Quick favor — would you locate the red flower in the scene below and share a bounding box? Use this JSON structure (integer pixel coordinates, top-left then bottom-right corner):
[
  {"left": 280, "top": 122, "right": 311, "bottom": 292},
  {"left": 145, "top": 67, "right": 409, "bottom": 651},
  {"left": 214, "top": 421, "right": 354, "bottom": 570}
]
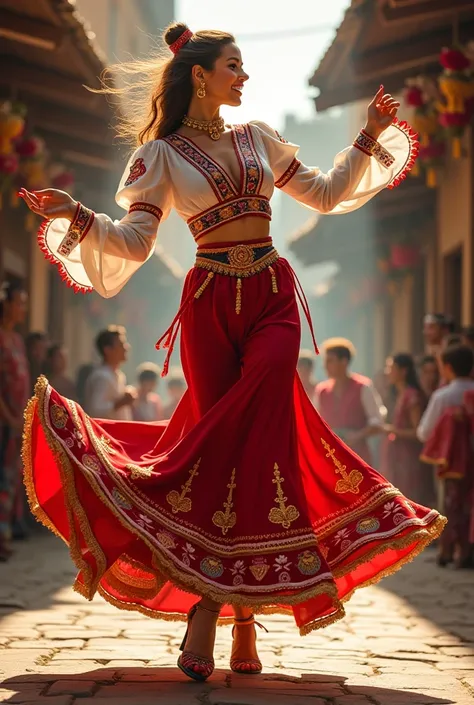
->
[
  {"left": 418, "top": 142, "right": 445, "bottom": 161},
  {"left": 440, "top": 47, "right": 470, "bottom": 72},
  {"left": 404, "top": 86, "right": 424, "bottom": 108},
  {"left": 15, "top": 136, "right": 43, "bottom": 158},
  {"left": 0, "top": 152, "right": 19, "bottom": 175},
  {"left": 439, "top": 112, "right": 470, "bottom": 129}
]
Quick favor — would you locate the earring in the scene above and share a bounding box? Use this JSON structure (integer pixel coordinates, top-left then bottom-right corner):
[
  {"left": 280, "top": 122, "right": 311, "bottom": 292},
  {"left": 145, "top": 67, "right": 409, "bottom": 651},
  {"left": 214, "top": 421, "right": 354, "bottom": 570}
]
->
[{"left": 197, "top": 79, "right": 206, "bottom": 99}]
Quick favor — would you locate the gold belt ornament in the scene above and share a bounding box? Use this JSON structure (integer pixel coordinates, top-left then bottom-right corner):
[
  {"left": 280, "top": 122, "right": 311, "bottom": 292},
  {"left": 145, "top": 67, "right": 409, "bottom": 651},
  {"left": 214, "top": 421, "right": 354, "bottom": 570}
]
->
[{"left": 194, "top": 243, "right": 280, "bottom": 313}]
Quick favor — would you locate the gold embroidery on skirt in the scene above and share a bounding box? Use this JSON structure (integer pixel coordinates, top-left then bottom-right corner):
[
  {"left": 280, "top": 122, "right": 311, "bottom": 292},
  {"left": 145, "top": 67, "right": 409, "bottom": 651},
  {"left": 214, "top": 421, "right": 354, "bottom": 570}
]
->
[
  {"left": 268, "top": 463, "right": 300, "bottom": 529},
  {"left": 97, "top": 435, "right": 116, "bottom": 455},
  {"left": 236, "top": 277, "right": 242, "bottom": 314},
  {"left": 166, "top": 458, "right": 201, "bottom": 513},
  {"left": 212, "top": 468, "right": 237, "bottom": 535},
  {"left": 126, "top": 464, "right": 154, "bottom": 480},
  {"left": 321, "top": 438, "right": 364, "bottom": 494}
]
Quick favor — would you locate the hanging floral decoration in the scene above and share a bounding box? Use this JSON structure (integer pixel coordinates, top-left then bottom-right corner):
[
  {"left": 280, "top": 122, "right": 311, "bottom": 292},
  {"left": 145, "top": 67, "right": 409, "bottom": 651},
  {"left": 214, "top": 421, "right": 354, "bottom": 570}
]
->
[
  {"left": 403, "top": 80, "right": 446, "bottom": 187},
  {"left": 437, "top": 46, "right": 474, "bottom": 158},
  {"left": 0, "top": 102, "right": 26, "bottom": 209}
]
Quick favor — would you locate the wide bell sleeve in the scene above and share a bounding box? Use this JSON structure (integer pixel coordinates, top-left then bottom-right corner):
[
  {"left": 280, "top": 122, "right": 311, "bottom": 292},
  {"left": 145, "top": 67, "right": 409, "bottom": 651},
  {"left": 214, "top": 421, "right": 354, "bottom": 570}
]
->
[
  {"left": 250, "top": 119, "right": 418, "bottom": 215},
  {"left": 38, "top": 141, "right": 172, "bottom": 298}
]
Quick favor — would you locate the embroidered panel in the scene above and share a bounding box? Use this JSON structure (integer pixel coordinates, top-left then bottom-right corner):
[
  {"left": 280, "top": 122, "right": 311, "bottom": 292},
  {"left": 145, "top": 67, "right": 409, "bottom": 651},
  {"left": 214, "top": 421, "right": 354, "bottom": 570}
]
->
[
  {"left": 164, "top": 133, "right": 238, "bottom": 201},
  {"left": 57, "top": 204, "right": 95, "bottom": 257},
  {"left": 188, "top": 196, "right": 272, "bottom": 239},
  {"left": 125, "top": 157, "right": 147, "bottom": 186},
  {"left": 354, "top": 131, "right": 395, "bottom": 168},
  {"left": 233, "top": 124, "right": 264, "bottom": 195}
]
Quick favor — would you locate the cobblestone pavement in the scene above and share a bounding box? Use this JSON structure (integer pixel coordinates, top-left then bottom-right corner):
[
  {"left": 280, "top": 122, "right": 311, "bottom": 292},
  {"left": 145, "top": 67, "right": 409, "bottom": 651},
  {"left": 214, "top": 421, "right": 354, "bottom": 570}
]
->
[{"left": 1, "top": 535, "right": 473, "bottom": 705}]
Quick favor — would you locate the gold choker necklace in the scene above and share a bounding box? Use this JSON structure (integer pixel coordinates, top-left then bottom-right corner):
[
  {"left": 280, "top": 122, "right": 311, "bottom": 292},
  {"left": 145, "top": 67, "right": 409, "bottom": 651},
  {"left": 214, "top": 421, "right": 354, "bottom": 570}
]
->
[{"left": 182, "top": 115, "right": 225, "bottom": 140}]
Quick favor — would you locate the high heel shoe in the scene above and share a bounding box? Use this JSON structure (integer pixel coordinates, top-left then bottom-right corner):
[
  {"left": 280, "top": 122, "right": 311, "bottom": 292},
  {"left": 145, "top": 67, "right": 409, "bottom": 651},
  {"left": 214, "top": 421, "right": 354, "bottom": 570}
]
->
[
  {"left": 177, "top": 602, "right": 220, "bottom": 682},
  {"left": 230, "top": 614, "right": 267, "bottom": 674}
]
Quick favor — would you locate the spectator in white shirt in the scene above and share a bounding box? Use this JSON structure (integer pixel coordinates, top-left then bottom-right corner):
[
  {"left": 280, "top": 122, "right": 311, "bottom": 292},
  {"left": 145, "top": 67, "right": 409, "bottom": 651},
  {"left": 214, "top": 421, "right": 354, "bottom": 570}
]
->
[
  {"left": 417, "top": 344, "right": 474, "bottom": 444},
  {"left": 85, "top": 325, "right": 136, "bottom": 421},
  {"left": 133, "top": 362, "right": 164, "bottom": 422}
]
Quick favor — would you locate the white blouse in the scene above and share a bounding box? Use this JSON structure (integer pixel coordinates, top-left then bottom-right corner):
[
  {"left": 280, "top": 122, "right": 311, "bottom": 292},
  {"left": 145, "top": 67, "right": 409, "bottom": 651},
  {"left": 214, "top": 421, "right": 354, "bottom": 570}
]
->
[{"left": 39, "top": 119, "right": 417, "bottom": 298}]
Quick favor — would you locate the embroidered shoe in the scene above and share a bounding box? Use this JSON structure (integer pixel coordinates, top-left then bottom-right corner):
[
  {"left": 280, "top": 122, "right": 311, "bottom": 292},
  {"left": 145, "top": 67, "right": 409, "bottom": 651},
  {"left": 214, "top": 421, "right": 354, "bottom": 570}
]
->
[
  {"left": 230, "top": 614, "right": 267, "bottom": 674},
  {"left": 177, "top": 602, "right": 220, "bottom": 682}
]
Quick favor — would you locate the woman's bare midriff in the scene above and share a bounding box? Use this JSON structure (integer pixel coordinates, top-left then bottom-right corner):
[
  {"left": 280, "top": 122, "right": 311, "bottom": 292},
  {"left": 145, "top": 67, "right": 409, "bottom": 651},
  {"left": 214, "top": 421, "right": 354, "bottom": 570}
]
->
[{"left": 194, "top": 215, "right": 271, "bottom": 247}]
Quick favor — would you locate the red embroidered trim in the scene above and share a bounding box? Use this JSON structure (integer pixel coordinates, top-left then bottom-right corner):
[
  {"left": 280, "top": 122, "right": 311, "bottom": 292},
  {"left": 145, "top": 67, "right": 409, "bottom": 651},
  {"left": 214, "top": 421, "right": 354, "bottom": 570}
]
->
[
  {"left": 169, "top": 29, "right": 193, "bottom": 55},
  {"left": 353, "top": 142, "right": 373, "bottom": 158},
  {"left": 57, "top": 204, "right": 95, "bottom": 256},
  {"left": 275, "top": 158, "right": 301, "bottom": 189},
  {"left": 37, "top": 220, "right": 93, "bottom": 294},
  {"left": 129, "top": 202, "right": 163, "bottom": 222},
  {"left": 387, "top": 117, "right": 420, "bottom": 190},
  {"left": 354, "top": 131, "right": 395, "bottom": 168},
  {"left": 164, "top": 134, "right": 238, "bottom": 201},
  {"left": 233, "top": 124, "right": 264, "bottom": 195},
  {"left": 125, "top": 157, "right": 147, "bottom": 187},
  {"left": 188, "top": 196, "right": 272, "bottom": 240}
]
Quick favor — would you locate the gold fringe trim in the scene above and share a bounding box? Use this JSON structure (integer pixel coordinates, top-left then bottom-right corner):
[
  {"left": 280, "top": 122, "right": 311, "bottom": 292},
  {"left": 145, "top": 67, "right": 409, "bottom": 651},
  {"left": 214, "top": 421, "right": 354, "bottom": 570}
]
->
[{"left": 194, "top": 271, "right": 214, "bottom": 299}]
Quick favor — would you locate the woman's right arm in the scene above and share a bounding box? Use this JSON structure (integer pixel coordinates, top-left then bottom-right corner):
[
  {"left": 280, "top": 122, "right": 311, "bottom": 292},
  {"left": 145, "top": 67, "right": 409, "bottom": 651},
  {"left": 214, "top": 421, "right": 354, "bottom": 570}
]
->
[{"left": 21, "top": 141, "right": 172, "bottom": 299}]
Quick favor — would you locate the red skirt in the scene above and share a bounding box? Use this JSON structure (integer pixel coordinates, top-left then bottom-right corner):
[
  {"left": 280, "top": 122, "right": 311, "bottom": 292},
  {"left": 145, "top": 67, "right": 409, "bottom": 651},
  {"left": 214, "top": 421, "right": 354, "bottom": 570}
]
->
[{"left": 22, "top": 240, "right": 445, "bottom": 635}]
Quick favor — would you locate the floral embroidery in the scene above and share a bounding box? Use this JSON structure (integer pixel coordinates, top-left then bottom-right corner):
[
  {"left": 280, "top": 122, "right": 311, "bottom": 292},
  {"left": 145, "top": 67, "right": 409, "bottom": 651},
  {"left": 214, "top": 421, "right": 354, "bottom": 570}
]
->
[
  {"left": 333, "top": 527, "right": 351, "bottom": 545},
  {"left": 278, "top": 571, "right": 291, "bottom": 583},
  {"left": 82, "top": 453, "right": 102, "bottom": 474},
  {"left": 57, "top": 204, "right": 94, "bottom": 256},
  {"left": 164, "top": 134, "right": 237, "bottom": 201},
  {"left": 182, "top": 542, "right": 196, "bottom": 567},
  {"left": 356, "top": 517, "right": 380, "bottom": 534},
  {"left": 233, "top": 124, "right": 263, "bottom": 194},
  {"left": 268, "top": 463, "right": 300, "bottom": 529},
  {"left": 353, "top": 131, "right": 395, "bottom": 168},
  {"left": 249, "top": 557, "right": 270, "bottom": 582},
  {"left": 96, "top": 435, "right": 116, "bottom": 456},
  {"left": 112, "top": 487, "right": 133, "bottom": 510},
  {"left": 273, "top": 554, "right": 292, "bottom": 573},
  {"left": 319, "top": 544, "right": 330, "bottom": 561},
  {"left": 166, "top": 458, "right": 200, "bottom": 513},
  {"left": 230, "top": 559, "right": 246, "bottom": 586},
  {"left": 72, "top": 429, "right": 84, "bottom": 447},
  {"left": 51, "top": 404, "right": 68, "bottom": 429},
  {"left": 136, "top": 512, "right": 154, "bottom": 529},
  {"left": 126, "top": 464, "right": 154, "bottom": 481},
  {"left": 341, "top": 539, "right": 352, "bottom": 551},
  {"left": 297, "top": 550, "right": 322, "bottom": 575},
  {"left": 321, "top": 438, "right": 364, "bottom": 494},
  {"left": 156, "top": 530, "right": 176, "bottom": 549},
  {"left": 382, "top": 501, "right": 405, "bottom": 520},
  {"left": 212, "top": 468, "right": 237, "bottom": 535},
  {"left": 200, "top": 556, "right": 224, "bottom": 578},
  {"left": 189, "top": 197, "right": 271, "bottom": 240},
  {"left": 125, "top": 157, "right": 146, "bottom": 186},
  {"left": 275, "top": 158, "right": 301, "bottom": 189}
]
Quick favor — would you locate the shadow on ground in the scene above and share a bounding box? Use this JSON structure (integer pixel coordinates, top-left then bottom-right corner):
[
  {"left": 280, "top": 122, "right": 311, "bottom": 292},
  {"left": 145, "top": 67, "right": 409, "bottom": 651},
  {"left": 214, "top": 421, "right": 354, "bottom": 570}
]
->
[{"left": 2, "top": 667, "right": 460, "bottom": 705}]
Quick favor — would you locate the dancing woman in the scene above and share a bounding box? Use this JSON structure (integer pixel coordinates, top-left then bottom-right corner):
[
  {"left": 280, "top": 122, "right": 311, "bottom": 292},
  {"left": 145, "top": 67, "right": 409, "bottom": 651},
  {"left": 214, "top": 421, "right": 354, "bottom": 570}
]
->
[{"left": 21, "top": 22, "right": 444, "bottom": 682}]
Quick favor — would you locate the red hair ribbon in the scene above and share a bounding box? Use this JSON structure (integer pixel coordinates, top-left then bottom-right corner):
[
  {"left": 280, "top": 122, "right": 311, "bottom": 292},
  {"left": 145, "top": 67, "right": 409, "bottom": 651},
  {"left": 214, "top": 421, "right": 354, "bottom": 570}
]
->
[{"left": 169, "top": 29, "right": 193, "bottom": 55}]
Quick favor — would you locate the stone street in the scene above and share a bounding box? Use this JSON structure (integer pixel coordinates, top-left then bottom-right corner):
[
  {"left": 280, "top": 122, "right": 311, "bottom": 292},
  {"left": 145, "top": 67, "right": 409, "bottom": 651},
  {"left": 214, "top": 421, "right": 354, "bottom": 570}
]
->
[{"left": 0, "top": 535, "right": 473, "bottom": 705}]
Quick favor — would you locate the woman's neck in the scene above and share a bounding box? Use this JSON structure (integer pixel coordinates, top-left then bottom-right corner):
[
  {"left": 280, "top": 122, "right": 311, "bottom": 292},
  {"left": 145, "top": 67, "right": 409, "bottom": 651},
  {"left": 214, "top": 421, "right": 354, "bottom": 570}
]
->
[
  {"left": 186, "top": 98, "right": 221, "bottom": 122},
  {"left": 395, "top": 380, "right": 407, "bottom": 393}
]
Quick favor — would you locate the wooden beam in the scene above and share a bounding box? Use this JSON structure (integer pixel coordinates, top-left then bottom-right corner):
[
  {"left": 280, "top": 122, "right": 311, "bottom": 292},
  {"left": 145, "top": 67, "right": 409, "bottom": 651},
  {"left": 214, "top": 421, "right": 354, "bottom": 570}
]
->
[
  {"left": 36, "top": 128, "right": 119, "bottom": 172},
  {"left": 27, "top": 99, "right": 115, "bottom": 146},
  {"left": 0, "top": 8, "right": 65, "bottom": 51},
  {"left": 382, "top": 0, "right": 474, "bottom": 24},
  {"left": 0, "top": 58, "right": 109, "bottom": 116}
]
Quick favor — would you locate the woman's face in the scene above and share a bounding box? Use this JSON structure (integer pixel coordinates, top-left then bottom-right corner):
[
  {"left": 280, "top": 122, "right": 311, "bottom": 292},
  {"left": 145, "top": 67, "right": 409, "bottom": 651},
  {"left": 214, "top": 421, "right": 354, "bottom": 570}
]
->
[
  {"left": 420, "top": 361, "right": 439, "bottom": 390},
  {"left": 52, "top": 348, "right": 66, "bottom": 374},
  {"left": 4, "top": 290, "right": 28, "bottom": 325},
  {"left": 386, "top": 359, "right": 403, "bottom": 385},
  {"left": 201, "top": 43, "right": 249, "bottom": 107}
]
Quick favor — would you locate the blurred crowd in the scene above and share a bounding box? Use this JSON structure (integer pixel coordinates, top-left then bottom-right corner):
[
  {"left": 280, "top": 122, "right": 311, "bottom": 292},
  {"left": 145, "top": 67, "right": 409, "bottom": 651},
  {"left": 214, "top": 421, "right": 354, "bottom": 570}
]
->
[
  {"left": 0, "top": 280, "right": 186, "bottom": 562},
  {"left": 298, "top": 312, "right": 474, "bottom": 570}
]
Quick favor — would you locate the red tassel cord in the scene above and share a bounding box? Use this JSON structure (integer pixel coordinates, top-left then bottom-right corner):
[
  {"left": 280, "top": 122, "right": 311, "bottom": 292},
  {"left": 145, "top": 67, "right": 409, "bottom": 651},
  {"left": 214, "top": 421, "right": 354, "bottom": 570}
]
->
[{"left": 281, "top": 261, "right": 319, "bottom": 356}]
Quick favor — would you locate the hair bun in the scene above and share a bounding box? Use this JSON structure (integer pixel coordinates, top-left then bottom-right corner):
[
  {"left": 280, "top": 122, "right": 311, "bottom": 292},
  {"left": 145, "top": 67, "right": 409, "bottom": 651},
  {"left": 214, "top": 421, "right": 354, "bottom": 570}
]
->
[{"left": 163, "top": 22, "right": 190, "bottom": 47}]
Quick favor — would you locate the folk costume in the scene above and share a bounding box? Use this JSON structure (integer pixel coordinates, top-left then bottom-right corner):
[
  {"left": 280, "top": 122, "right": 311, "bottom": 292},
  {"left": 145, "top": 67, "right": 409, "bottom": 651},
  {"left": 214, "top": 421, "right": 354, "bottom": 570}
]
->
[{"left": 23, "top": 111, "right": 445, "bottom": 636}]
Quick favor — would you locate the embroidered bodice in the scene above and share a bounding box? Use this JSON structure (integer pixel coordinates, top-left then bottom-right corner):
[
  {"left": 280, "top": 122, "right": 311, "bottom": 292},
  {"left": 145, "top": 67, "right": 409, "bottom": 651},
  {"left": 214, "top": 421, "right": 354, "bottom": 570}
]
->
[{"left": 41, "top": 119, "right": 418, "bottom": 298}]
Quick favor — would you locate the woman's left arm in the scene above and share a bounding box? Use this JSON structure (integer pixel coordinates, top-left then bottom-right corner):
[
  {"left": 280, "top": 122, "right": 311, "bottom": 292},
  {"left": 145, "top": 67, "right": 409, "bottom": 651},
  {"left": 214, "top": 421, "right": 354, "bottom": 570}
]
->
[{"left": 253, "top": 87, "right": 418, "bottom": 215}]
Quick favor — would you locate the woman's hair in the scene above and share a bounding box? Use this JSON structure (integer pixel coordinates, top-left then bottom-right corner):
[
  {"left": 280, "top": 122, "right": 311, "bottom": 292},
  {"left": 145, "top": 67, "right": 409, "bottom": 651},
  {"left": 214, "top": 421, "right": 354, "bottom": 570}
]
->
[
  {"left": 0, "top": 279, "right": 24, "bottom": 319},
  {"left": 392, "top": 353, "right": 421, "bottom": 390},
  {"left": 97, "top": 22, "right": 235, "bottom": 145}
]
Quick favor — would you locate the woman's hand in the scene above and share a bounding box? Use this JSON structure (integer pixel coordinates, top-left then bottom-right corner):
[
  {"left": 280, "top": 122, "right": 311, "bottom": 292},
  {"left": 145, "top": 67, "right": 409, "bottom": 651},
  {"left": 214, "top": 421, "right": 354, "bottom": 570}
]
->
[
  {"left": 365, "top": 85, "right": 400, "bottom": 140},
  {"left": 19, "top": 188, "right": 77, "bottom": 222}
]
